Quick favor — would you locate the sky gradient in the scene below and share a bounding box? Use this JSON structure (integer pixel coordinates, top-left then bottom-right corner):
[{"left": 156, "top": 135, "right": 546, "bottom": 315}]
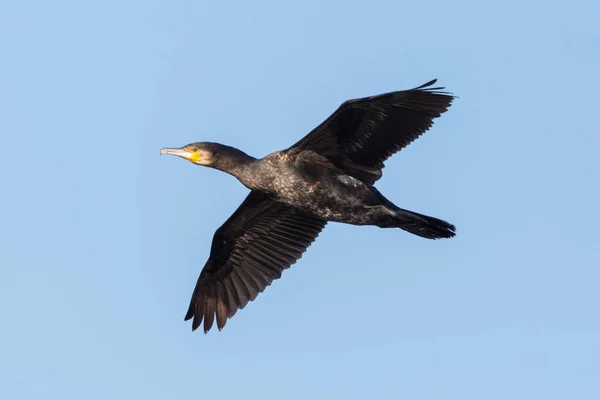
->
[{"left": 2, "top": 1, "right": 599, "bottom": 399}]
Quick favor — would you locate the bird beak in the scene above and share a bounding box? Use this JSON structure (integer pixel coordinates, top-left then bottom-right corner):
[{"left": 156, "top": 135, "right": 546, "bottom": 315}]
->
[{"left": 160, "top": 147, "right": 192, "bottom": 160}]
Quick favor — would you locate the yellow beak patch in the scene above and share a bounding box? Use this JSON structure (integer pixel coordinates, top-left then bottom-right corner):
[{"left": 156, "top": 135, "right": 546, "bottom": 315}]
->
[{"left": 189, "top": 151, "right": 201, "bottom": 163}]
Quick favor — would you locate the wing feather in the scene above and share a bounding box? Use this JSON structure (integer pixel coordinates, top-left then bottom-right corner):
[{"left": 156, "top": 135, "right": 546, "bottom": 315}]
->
[
  {"left": 185, "top": 191, "right": 326, "bottom": 333},
  {"left": 289, "top": 79, "right": 454, "bottom": 183}
]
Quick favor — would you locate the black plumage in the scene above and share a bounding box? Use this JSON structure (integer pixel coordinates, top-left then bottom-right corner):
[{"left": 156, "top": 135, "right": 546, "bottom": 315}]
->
[
  {"left": 161, "top": 79, "right": 456, "bottom": 333},
  {"left": 185, "top": 191, "right": 326, "bottom": 331}
]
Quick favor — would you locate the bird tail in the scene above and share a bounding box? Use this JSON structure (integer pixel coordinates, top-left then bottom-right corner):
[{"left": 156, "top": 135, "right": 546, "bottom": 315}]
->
[{"left": 386, "top": 208, "right": 456, "bottom": 239}]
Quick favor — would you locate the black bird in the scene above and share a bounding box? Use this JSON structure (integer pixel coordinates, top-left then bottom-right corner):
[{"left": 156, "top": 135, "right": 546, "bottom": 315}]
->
[{"left": 161, "top": 79, "right": 456, "bottom": 333}]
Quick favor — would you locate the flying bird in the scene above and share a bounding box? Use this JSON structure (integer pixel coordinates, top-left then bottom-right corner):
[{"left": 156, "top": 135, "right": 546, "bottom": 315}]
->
[{"left": 161, "top": 79, "right": 456, "bottom": 333}]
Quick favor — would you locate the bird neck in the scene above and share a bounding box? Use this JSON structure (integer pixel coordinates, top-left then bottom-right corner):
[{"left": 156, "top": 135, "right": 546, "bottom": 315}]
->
[{"left": 211, "top": 144, "right": 257, "bottom": 180}]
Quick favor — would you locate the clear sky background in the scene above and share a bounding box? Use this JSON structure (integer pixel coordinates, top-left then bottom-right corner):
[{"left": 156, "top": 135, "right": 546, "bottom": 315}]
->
[{"left": 1, "top": 1, "right": 599, "bottom": 399}]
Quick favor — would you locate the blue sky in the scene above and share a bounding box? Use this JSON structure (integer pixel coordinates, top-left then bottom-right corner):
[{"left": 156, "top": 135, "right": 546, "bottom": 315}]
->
[{"left": 2, "top": 0, "right": 599, "bottom": 399}]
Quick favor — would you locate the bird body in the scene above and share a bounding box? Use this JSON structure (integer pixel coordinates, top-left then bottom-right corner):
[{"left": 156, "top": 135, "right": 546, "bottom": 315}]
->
[
  {"left": 161, "top": 79, "right": 457, "bottom": 333},
  {"left": 236, "top": 149, "right": 383, "bottom": 223}
]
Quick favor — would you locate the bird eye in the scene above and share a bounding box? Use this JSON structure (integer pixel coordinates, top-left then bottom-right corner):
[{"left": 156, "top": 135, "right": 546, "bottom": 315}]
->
[{"left": 193, "top": 147, "right": 198, "bottom": 152}]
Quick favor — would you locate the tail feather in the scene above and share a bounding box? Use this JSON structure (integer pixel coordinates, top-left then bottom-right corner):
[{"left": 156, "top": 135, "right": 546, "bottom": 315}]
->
[{"left": 393, "top": 209, "right": 456, "bottom": 239}]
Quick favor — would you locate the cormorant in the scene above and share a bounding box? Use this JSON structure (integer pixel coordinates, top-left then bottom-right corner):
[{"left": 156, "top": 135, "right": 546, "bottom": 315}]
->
[{"left": 161, "top": 79, "right": 456, "bottom": 333}]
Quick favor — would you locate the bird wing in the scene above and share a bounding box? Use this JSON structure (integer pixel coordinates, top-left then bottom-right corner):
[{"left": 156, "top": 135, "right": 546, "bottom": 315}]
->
[
  {"left": 185, "top": 190, "right": 327, "bottom": 333},
  {"left": 288, "top": 79, "right": 454, "bottom": 184}
]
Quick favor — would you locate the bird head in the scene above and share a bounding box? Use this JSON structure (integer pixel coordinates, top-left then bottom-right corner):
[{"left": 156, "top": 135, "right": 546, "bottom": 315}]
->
[{"left": 160, "top": 142, "right": 216, "bottom": 166}]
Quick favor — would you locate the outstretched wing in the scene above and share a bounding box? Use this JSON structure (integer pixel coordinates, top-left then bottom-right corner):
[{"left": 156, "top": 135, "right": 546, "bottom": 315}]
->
[
  {"left": 185, "top": 191, "right": 327, "bottom": 333},
  {"left": 289, "top": 79, "right": 454, "bottom": 184}
]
